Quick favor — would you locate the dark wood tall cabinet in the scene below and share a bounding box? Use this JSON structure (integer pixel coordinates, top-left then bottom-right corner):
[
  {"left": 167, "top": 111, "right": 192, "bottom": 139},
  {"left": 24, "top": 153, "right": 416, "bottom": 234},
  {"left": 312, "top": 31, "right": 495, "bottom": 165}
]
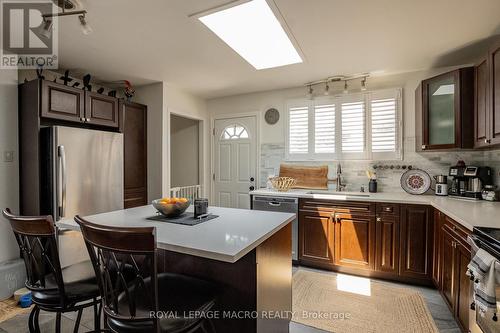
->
[
  {"left": 122, "top": 101, "right": 148, "bottom": 208},
  {"left": 375, "top": 205, "right": 400, "bottom": 275}
]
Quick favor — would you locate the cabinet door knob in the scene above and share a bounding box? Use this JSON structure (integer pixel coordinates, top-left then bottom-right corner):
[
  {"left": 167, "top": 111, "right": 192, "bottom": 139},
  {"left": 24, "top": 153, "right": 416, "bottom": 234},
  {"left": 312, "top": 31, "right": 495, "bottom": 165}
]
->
[
  {"left": 86, "top": 118, "right": 91, "bottom": 122},
  {"left": 485, "top": 139, "right": 489, "bottom": 144},
  {"left": 487, "top": 139, "right": 491, "bottom": 144},
  {"left": 376, "top": 217, "right": 381, "bottom": 222},
  {"left": 80, "top": 117, "right": 85, "bottom": 122},
  {"left": 421, "top": 145, "right": 427, "bottom": 149}
]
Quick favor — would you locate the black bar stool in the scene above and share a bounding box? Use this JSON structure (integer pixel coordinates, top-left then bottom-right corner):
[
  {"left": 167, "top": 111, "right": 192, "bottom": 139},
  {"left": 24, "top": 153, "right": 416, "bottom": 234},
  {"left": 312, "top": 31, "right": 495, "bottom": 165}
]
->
[
  {"left": 75, "top": 215, "right": 218, "bottom": 333},
  {"left": 2, "top": 208, "right": 101, "bottom": 333}
]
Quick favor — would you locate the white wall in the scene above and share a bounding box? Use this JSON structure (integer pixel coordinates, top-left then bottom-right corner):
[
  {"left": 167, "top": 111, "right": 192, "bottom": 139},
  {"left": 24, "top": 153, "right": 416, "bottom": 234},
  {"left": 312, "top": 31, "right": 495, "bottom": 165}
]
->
[
  {"left": 134, "top": 82, "right": 165, "bottom": 201},
  {"left": 0, "top": 69, "right": 19, "bottom": 262},
  {"left": 207, "top": 66, "right": 500, "bottom": 192},
  {"left": 170, "top": 115, "right": 200, "bottom": 187},
  {"left": 135, "top": 83, "right": 209, "bottom": 199},
  {"left": 207, "top": 66, "right": 465, "bottom": 148}
]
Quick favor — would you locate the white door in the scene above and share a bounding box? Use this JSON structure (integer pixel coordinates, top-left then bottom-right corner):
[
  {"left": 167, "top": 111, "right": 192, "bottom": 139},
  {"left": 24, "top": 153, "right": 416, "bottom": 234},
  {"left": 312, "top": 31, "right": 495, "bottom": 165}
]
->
[{"left": 214, "top": 116, "right": 257, "bottom": 209}]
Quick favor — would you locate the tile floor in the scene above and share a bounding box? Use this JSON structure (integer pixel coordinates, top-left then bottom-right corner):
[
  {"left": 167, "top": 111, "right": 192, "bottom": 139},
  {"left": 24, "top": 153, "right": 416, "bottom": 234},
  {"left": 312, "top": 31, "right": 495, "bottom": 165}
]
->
[{"left": 0, "top": 266, "right": 460, "bottom": 333}]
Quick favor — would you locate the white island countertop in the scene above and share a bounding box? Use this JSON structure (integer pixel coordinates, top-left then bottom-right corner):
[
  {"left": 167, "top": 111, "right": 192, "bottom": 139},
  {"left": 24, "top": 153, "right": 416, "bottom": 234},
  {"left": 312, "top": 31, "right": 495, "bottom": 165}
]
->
[
  {"left": 58, "top": 205, "right": 295, "bottom": 263},
  {"left": 250, "top": 188, "right": 500, "bottom": 231}
]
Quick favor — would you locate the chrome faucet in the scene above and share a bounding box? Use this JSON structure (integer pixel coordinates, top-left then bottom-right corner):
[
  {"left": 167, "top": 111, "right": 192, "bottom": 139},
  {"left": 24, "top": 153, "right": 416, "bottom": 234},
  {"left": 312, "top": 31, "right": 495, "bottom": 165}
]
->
[{"left": 336, "top": 163, "right": 346, "bottom": 192}]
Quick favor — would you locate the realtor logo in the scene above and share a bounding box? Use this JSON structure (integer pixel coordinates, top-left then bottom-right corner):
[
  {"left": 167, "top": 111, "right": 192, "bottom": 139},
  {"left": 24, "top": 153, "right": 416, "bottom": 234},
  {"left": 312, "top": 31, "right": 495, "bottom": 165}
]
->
[{"left": 1, "top": 0, "right": 58, "bottom": 69}]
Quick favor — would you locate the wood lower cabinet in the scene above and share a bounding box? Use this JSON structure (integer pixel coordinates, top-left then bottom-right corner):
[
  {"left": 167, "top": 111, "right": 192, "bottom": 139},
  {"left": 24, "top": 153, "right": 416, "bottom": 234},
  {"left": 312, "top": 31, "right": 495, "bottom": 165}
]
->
[
  {"left": 122, "top": 101, "right": 148, "bottom": 208},
  {"left": 85, "top": 92, "right": 119, "bottom": 127},
  {"left": 298, "top": 199, "right": 432, "bottom": 284},
  {"left": 375, "top": 213, "right": 399, "bottom": 274},
  {"left": 334, "top": 213, "right": 375, "bottom": 270},
  {"left": 455, "top": 242, "right": 471, "bottom": 332},
  {"left": 437, "top": 217, "right": 472, "bottom": 333},
  {"left": 400, "top": 205, "right": 433, "bottom": 280},
  {"left": 441, "top": 226, "right": 456, "bottom": 309},
  {"left": 298, "top": 211, "right": 335, "bottom": 267}
]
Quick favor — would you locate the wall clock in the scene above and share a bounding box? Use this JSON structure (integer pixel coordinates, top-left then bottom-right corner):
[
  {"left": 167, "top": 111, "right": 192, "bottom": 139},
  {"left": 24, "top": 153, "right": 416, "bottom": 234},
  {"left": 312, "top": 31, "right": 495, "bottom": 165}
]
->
[{"left": 265, "top": 108, "right": 280, "bottom": 125}]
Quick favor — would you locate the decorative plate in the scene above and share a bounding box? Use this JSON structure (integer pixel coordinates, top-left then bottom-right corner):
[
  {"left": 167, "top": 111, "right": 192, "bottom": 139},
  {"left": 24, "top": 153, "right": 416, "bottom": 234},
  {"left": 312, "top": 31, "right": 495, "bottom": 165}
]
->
[
  {"left": 265, "top": 108, "right": 280, "bottom": 125},
  {"left": 400, "top": 169, "right": 431, "bottom": 195}
]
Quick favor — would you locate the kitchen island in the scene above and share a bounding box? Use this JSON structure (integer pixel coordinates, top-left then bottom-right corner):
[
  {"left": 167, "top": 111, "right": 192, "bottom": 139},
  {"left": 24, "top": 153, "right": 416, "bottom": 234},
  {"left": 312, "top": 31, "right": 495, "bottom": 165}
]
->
[{"left": 59, "top": 205, "right": 295, "bottom": 333}]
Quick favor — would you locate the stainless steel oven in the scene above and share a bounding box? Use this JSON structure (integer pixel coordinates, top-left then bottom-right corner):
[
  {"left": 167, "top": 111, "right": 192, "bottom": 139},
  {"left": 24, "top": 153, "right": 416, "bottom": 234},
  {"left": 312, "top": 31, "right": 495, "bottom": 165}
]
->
[{"left": 469, "top": 228, "right": 500, "bottom": 333}]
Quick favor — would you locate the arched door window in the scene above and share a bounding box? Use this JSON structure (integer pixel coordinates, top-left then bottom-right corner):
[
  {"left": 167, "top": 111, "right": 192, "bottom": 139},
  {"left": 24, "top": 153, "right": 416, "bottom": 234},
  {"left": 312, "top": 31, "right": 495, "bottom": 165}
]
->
[{"left": 221, "top": 124, "right": 249, "bottom": 140}]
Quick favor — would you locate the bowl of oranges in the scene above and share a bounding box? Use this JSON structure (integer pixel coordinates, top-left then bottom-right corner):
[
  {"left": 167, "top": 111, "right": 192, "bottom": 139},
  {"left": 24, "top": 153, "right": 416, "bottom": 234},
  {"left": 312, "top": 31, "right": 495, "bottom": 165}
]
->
[{"left": 152, "top": 197, "right": 190, "bottom": 217}]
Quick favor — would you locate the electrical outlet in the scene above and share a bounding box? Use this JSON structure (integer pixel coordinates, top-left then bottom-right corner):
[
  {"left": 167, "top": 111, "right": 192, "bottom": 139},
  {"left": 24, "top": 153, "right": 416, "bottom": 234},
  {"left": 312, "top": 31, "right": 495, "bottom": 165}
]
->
[{"left": 3, "top": 151, "right": 14, "bottom": 163}]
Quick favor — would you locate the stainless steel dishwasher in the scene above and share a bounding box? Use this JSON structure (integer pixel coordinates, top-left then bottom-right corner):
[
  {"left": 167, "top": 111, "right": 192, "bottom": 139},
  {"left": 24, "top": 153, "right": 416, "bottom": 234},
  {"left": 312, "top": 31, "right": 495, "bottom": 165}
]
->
[{"left": 252, "top": 196, "right": 298, "bottom": 261}]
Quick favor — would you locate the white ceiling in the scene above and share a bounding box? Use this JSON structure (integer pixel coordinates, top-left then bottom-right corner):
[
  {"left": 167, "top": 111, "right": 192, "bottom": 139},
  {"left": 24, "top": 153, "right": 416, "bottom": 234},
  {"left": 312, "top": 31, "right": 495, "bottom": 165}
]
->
[{"left": 56, "top": 0, "right": 500, "bottom": 99}]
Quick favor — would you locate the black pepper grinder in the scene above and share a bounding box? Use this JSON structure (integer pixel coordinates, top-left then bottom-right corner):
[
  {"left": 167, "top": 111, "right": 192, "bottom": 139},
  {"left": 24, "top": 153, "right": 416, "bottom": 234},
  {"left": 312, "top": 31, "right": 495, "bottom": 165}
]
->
[{"left": 369, "top": 179, "right": 377, "bottom": 193}]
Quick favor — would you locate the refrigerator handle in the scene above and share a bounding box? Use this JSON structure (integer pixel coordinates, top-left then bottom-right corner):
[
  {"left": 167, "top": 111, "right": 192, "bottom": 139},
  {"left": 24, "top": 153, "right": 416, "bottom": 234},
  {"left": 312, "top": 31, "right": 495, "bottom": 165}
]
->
[{"left": 58, "top": 145, "right": 67, "bottom": 218}]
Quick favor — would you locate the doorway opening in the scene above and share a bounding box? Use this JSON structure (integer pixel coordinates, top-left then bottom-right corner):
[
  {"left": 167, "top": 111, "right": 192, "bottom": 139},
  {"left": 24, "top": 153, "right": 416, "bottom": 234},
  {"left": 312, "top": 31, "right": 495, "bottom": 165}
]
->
[{"left": 170, "top": 114, "right": 202, "bottom": 200}]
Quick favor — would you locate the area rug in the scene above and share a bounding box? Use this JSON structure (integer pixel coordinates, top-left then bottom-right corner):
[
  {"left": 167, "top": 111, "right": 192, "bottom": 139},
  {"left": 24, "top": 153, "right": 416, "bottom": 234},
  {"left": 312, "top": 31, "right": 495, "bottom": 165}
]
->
[
  {"left": 0, "top": 298, "right": 32, "bottom": 323},
  {"left": 292, "top": 269, "right": 439, "bottom": 333}
]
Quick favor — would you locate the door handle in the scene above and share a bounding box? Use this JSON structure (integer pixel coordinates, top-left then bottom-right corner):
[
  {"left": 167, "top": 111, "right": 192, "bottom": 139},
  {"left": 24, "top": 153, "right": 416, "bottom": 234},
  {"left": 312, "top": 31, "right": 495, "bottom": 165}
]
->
[
  {"left": 58, "top": 145, "right": 67, "bottom": 219},
  {"left": 250, "top": 177, "right": 255, "bottom": 182},
  {"left": 268, "top": 202, "right": 281, "bottom": 207}
]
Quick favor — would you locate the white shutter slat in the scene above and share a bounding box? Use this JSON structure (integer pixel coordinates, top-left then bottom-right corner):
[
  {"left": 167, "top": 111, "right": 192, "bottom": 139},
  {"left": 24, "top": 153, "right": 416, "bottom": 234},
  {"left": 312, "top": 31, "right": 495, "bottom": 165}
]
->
[
  {"left": 314, "top": 103, "right": 335, "bottom": 154},
  {"left": 289, "top": 106, "right": 309, "bottom": 154},
  {"left": 341, "top": 101, "right": 365, "bottom": 153},
  {"left": 371, "top": 98, "right": 397, "bottom": 153}
]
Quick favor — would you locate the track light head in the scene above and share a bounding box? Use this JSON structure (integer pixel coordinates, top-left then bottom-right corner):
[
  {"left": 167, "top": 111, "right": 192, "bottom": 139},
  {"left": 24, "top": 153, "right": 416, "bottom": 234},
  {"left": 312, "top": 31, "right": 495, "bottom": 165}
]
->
[
  {"left": 361, "top": 77, "right": 367, "bottom": 91},
  {"left": 306, "top": 85, "right": 314, "bottom": 100},
  {"left": 78, "top": 14, "right": 92, "bottom": 34},
  {"left": 39, "top": 18, "right": 53, "bottom": 39},
  {"left": 324, "top": 82, "right": 330, "bottom": 96},
  {"left": 343, "top": 81, "right": 348, "bottom": 94}
]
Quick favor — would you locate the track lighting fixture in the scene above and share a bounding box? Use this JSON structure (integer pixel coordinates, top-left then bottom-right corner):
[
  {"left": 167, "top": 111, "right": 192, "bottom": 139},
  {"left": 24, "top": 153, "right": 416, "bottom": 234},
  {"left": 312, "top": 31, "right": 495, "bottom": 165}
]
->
[
  {"left": 78, "top": 14, "right": 92, "bottom": 35},
  {"left": 38, "top": 18, "right": 53, "bottom": 39},
  {"left": 343, "top": 81, "right": 349, "bottom": 94},
  {"left": 41, "top": 5, "right": 92, "bottom": 35},
  {"left": 361, "top": 77, "right": 367, "bottom": 91}
]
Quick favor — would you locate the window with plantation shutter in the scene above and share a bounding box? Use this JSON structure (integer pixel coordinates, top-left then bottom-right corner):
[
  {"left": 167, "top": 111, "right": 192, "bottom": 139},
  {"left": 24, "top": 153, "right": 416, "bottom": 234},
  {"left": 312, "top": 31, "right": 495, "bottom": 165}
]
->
[
  {"left": 285, "top": 88, "right": 402, "bottom": 160},
  {"left": 314, "top": 103, "right": 335, "bottom": 154},
  {"left": 371, "top": 98, "right": 397, "bottom": 152},
  {"left": 341, "top": 101, "right": 365, "bottom": 153},
  {"left": 288, "top": 105, "right": 309, "bottom": 154}
]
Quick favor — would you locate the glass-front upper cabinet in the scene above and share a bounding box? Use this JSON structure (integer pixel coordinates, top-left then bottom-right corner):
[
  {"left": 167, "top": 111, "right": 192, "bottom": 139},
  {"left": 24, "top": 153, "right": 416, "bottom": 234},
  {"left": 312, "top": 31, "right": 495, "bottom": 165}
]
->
[{"left": 420, "top": 68, "right": 474, "bottom": 150}]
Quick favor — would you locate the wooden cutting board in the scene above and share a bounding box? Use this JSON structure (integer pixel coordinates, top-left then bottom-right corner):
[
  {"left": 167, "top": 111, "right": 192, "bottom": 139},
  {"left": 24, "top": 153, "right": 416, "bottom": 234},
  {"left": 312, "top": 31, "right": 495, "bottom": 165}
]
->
[{"left": 279, "top": 164, "right": 329, "bottom": 189}]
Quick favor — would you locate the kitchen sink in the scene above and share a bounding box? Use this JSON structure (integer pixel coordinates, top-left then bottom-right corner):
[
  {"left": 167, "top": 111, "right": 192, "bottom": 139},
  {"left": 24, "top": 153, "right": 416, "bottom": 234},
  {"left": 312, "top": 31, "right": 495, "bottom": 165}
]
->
[{"left": 307, "top": 190, "right": 370, "bottom": 198}]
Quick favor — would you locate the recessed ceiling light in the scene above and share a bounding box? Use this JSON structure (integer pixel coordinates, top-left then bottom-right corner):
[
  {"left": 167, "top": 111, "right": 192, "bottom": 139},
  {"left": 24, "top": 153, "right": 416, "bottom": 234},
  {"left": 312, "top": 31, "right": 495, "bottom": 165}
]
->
[{"left": 198, "top": 0, "right": 302, "bottom": 70}]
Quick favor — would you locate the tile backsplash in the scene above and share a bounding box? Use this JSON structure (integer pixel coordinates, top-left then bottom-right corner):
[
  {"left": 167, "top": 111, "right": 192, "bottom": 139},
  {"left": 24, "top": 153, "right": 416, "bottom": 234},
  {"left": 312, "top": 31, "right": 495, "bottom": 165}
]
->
[{"left": 260, "top": 139, "right": 500, "bottom": 193}]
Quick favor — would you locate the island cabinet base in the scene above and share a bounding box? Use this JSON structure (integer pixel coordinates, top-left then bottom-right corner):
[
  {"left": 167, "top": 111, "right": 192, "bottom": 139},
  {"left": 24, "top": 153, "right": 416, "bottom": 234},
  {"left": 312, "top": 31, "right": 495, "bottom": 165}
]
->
[{"left": 158, "top": 223, "right": 292, "bottom": 333}]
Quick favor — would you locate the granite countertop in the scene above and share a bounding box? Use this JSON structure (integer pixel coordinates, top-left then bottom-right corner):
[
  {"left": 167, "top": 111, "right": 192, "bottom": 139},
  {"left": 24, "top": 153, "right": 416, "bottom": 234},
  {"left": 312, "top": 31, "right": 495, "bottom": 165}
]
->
[
  {"left": 58, "top": 205, "right": 295, "bottom": 263},
  {"left": 250, "top": 188, "right": 500, "bottom": 230}
]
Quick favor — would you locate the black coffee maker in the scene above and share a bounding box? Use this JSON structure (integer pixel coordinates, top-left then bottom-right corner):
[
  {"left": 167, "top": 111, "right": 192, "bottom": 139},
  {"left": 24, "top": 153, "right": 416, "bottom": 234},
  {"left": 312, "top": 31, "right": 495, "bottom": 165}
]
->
[{"left": 449, "top": 165, "right": 493, "bottom": 200}]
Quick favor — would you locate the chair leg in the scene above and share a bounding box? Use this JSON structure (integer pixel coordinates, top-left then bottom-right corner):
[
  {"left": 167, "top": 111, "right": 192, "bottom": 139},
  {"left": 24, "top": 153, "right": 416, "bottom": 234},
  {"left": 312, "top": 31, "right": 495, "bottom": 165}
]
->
[
  {"left": 28, "top": 306, "right": 37, "bottom": 333},
  {"left": 93, "top": 299, "right": 100, "bottom": 332},
  {"left": 33, "top": 306, "right": 41, "bottom": 333},
  {"left": 73, "top": 309, "right": 83, "bottom": 333},
  {"left": 55, "top": 312, "right": 62, "bottom": 333}
]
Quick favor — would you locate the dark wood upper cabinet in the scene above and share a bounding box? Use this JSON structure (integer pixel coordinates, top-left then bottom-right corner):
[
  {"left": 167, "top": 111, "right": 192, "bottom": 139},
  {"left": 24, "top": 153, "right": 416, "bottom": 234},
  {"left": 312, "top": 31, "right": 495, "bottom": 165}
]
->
[
  {"left": 334, "top": 213, "right": 375, "bottom": 270},
  {"left": 489, "top": 40, "right": 500, "bottom": 145},
  {"left": 85, "top": 92, "right": 119, "bottom": 128},
  {"left": 298, "top": 211, "right": 335, "bottom": 267},
  {"left": 122, "top": 101, "right": 148, "bottom": 209},
  {"left": 475, "top": 59, "right": 490, "bottom": 148},
  {"left": 41, "top": 80, "right": 85, "bottom": 122},
  {"left": 375, "top": 213, "right": 399, "bottom": 275},
  {"left": 420, "top": 67, "right": 474, "bottom": 151},
  {"left": 399, "top": 205, "right": 433, "bottom": 279}
]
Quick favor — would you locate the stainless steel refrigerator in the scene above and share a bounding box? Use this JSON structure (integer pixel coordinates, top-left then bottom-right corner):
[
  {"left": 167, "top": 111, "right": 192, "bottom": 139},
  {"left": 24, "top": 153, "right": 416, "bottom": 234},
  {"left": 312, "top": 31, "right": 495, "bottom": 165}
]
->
[{"left": 41, "top": 126, "right": 123, "bottom": 266}]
